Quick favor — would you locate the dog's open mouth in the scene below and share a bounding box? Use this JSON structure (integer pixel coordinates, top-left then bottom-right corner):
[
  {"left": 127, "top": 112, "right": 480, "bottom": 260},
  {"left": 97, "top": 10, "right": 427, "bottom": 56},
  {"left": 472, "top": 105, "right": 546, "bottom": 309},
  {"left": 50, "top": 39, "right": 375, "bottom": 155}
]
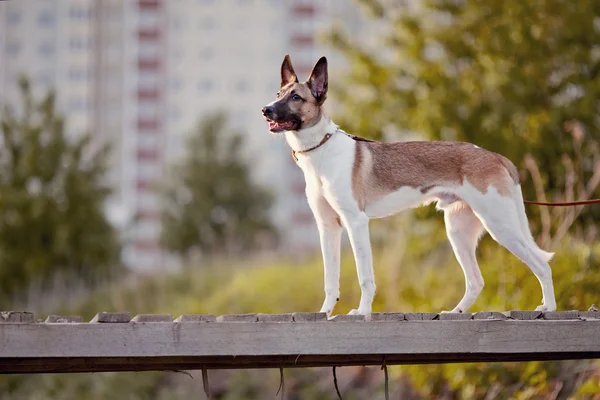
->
[{"left": 267, "top": 120, "right": 298, "bottom": 133}]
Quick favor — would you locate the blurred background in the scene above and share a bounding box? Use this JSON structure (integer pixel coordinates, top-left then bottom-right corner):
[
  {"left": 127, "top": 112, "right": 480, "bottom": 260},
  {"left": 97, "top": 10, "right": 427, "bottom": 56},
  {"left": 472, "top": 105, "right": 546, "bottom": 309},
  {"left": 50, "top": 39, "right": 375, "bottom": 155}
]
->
[{"left": 0, "top": 0, "right": 599, "bottom": 398}]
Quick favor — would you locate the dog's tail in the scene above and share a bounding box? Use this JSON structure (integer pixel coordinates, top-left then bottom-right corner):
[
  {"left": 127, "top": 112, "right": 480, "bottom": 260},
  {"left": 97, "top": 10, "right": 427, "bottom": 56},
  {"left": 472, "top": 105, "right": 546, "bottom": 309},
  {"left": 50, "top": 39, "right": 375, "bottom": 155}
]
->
[{"left": 513, "top": 185, "right": 555, "bottom": 262}]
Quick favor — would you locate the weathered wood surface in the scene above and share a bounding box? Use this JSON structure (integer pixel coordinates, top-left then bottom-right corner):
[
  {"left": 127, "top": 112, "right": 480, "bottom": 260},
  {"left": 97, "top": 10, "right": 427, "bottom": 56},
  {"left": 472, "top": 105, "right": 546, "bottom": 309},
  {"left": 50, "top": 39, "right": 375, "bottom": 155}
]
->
[{"left": 0, "top": 310, "right": 599, "bottom": 374}]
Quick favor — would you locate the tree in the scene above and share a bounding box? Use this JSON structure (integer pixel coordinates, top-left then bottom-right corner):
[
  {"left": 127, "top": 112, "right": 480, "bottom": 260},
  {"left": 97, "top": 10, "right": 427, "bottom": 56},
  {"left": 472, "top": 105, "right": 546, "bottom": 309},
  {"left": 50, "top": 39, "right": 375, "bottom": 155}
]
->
[
  {"left": 328, "top": 0, "right": 600, "bottom": 231},
  {"left": 0, "top": 78, "right": 120, "bottom": 305},
  {"left": 160, "top": 113, "right": 276, "bottom": 260}
]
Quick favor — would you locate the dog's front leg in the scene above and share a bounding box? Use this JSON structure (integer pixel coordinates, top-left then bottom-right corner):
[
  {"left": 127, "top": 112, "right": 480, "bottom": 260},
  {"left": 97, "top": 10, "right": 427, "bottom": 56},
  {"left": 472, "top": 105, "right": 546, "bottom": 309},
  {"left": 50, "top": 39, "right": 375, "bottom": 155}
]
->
[
  {"left": 309, "top": 196, "right": 342, "bottom": 317},
  {"left": 344, "top": 213, "right": 376, "bottom": 316}
]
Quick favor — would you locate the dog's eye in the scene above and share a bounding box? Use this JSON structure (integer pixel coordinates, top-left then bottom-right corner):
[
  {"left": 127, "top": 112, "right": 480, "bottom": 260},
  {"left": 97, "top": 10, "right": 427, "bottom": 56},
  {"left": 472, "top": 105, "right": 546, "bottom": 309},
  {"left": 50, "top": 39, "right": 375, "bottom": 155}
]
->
[
  {"left": 276, "top": 91, "right": 281, "bottom": 98},
  {"left": 292, "top": 94, "right": 302, "bottom": 101}
]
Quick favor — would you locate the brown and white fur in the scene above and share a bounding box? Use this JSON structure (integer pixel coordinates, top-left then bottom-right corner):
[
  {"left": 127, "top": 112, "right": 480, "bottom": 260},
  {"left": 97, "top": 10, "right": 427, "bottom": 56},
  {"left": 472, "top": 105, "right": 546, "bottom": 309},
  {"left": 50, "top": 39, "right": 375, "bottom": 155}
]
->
[{"left": 262, "top": 55, "right": 556, "bottom": 317}]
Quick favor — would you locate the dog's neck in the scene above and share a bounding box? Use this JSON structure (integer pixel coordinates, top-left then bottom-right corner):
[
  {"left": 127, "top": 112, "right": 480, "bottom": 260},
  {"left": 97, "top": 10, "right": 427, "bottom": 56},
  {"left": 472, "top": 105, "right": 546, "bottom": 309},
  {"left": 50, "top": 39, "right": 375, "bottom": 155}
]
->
[{"left": 284, "top": 115, "right": 338, "bottom": 152}]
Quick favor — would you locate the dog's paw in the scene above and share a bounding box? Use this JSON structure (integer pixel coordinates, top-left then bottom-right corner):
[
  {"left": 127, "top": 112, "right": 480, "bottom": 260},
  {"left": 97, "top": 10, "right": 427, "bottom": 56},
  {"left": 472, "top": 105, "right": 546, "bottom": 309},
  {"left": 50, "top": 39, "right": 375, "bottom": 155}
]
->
[
  {"left": 440, "top": 308, "right": 463, "bottom": 314},
  {"left": 319, "top": 297, "right": 339, "bottom": 317},
  {"left": 347, "top": 308, "right": 371, "bottom": 316},
  {"left": 535, "top": 305, "right": 555, "bottom": 312}
]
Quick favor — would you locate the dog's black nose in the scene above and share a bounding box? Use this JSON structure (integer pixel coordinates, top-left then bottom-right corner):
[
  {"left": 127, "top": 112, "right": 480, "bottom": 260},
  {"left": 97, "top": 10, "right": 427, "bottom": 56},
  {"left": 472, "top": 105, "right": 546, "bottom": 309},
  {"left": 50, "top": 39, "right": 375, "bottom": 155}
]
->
[{"left": 262, "top": 106, "right": 273, "bottom": 116}]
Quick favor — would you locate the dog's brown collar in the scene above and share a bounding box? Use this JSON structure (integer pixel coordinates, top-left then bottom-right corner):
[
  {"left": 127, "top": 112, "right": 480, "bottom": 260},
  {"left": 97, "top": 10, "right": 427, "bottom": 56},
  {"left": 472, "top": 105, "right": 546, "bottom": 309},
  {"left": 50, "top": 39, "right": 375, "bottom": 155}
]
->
[{"left": 292, "top": 132, "right": 333, "bottom": 162}]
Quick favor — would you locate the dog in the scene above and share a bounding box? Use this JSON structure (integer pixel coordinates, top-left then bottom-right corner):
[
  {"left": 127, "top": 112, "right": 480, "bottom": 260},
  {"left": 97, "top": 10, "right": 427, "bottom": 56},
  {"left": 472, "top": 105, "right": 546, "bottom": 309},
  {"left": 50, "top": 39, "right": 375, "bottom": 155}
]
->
[{"left": 262, "top": 55, "right": 556, "bottom": 317}]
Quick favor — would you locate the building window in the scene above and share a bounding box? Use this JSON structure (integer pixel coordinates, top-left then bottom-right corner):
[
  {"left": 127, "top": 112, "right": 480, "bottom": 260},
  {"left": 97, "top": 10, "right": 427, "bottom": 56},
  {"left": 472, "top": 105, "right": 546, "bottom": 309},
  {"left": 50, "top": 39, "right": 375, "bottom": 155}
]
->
[
  {"left": 38, "top": 10, "right": 55, "bottom": 27},
  {"left": 139, "top": 10, "right": 159, "bottom": 29},
  {"left": 170, "top": 77, "right": 181, "bottom": 91},
  {"left": 139, "top": 101, "right": 158, "bottom": 118},
  {"left": 69, "top": 37, "right": 91, "bottom": 51},
  {"left": 197, "top": 80, "right": 214, "bottom": 93},
  {"left": 198, "top": 18, "right": 216, "bottom": 30},
  {"left": 170, "top": 17, "right": 183, "bottom": 31},
  {"left": 69, "top": 7, "right": 91, "bottom": 19},
  {"left": 199, "top": 47, "right": 214, "bottom": 61},
  {"left": 68, "top": 68, "right": 89, "bottom": 81},
  {"left": 39, "top": 42, "right": 55, "bottom": 56},
  {"left": 235, "top": 80, "right": 250, "bottom": 92},
  {"left": 7, "top": 11, "right": 21, "bottom": 26},
  {"left": 6, "top": 41, "right": 20, "bottom": 56},
  {"left": 170, "top": 47, "right": 183, "bottom": 60},
  {"left": 232, "top": 109, "right": 249, "bottom": 126},
  {"left": 68, "top": 98, "right": 90, "bottom": 112},
  {"left": 138, "top": 72, "right": 158, "bottom": 90},
  {"left": 169, "top": 106, "right": 180, "bottom": 121},
  {"left": 36, "top": 73, "right": 53, "bottom": 87},
  {"left": 138, "top": 41, "right": 158, "bottom": 58},
  {"left": 138, "top": 135, "right": 159, "bottom": 152}
]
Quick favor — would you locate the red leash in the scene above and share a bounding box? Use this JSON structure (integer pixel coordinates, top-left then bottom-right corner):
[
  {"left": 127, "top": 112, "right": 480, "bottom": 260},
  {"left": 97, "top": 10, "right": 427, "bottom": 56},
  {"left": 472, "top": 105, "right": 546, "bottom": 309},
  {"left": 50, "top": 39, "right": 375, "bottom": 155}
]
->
[{"left": 524, "top": 199, "right": 600, "bottom": 206}]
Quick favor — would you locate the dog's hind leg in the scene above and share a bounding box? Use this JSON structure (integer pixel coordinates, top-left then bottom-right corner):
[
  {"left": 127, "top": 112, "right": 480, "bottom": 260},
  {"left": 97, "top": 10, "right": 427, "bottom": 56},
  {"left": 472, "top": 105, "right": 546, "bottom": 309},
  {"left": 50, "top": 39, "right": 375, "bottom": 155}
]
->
[
  {"left": 443, "top": 203, "right": 486, "bottom": 313},
  {"left": 468, "top": 191, "right": 556, "bottom": 312}
]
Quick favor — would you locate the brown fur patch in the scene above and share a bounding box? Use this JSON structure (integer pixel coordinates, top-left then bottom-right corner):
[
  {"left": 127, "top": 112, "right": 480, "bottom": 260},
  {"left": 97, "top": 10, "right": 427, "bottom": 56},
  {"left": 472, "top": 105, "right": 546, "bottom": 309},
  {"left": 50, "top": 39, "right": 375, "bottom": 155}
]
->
[{"left": 352, "top": 140, "right": 519, "bottom": 210}]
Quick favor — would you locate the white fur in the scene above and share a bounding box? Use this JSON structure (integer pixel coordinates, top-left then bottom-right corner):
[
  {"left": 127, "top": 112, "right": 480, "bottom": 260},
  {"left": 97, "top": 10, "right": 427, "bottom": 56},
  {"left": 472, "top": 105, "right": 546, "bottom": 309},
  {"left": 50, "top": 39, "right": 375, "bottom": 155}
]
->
[
  {"left": 284, "top": 115, "right": 556, "bottom": 317},
  {"left": 365, "top": 187, "right": 426, "bottom": 218}
]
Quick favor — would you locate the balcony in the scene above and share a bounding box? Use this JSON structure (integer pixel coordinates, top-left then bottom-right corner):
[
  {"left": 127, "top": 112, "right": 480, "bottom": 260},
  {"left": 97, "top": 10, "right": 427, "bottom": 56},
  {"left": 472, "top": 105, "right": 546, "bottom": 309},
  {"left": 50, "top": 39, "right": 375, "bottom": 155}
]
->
[
  {"left": 138, "top": 0, "right": 160, "bottom": 10},
  {"left": 137, "top": 88, "right": 160, "bottom": 100},
  {"left": 291, "top": 35, "right": 314, "bottom": 47},
  {"left": 137, "top": 149, "right": 159, "bottom": 161},
  {"left": 292, "top": 4, "right": 315, "bottom": 16},
  {"left": 138, "top": 29, "right": 160, "bottom": 41},
  {"left": 138, "top": 119, "right": 159, "bottom": 130},
  {"left": 138, "top": 58, "right": 160, "bottom": 70}
]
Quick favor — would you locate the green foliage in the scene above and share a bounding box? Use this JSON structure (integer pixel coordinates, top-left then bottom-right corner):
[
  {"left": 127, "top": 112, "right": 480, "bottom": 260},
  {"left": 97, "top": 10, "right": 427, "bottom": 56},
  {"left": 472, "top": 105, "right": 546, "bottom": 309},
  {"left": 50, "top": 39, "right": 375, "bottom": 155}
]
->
[
  {"left": 160, "top": 113, "right": 277, "bottom": 259},
  {"left": 0, "top": 77, "right": 120, "bottom": 306},
  {"left": 327, "top": 0, "right": 600, "bottom": 227}
]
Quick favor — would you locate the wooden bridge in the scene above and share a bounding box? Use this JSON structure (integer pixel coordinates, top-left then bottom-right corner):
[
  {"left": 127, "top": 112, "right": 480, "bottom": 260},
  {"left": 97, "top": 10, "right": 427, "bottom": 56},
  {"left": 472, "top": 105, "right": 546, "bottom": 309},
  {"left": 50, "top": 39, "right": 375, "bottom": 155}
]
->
[{"left": 0, "top": 309, "right": 599, "bottom": 374}]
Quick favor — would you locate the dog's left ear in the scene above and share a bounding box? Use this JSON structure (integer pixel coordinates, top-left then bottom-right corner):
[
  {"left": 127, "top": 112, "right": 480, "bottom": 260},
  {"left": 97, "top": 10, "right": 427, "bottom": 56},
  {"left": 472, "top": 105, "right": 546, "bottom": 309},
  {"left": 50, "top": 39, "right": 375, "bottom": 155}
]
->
[{"left": 307, "top": 56, "right": 328, "bottom": 103}]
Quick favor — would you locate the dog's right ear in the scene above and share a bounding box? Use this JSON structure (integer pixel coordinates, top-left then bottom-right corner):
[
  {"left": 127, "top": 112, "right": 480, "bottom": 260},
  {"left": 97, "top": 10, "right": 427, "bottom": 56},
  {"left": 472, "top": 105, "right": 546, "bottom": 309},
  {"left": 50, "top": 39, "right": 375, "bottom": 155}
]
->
[{"left": 280, "top": 54, "right": 298, "bottom": 88}]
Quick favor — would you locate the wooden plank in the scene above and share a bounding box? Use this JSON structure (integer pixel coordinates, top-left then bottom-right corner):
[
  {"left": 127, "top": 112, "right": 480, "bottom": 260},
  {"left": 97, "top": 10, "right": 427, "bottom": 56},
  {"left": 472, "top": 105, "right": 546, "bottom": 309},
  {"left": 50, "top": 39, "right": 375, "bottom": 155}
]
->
[
  {"left": 404, "top": 312, "right": 438, "bottom": 321},
  {"left": 0, "top": 319, "right": 598, "bottom": 373},
  {"left": 473, "top": 312, "right": 507, "bottom": 320},
  {"left": 506, "top": 311, "right": 542, "bottom": 320},
  {"left": 542, "top": 311, "right": 579, "bottom": 320},
  {"left": 257, "top": 313, "right": 294, "bottom": 322},
  {"left": 581, "top": 305, "right": 599, "bottom": 319},
  {"left": 132, "top": 314, "right": 173, "bottom": 323},
  {"left": 330, "top": 314, "right": 365, "bottom": 322},
  {"left": 174, "top": 315, "right": 216, "bottom": 323},
  {"left": 292, "top": 312, "right": 326, "bottom": 322},
  {"left": 367, "top": 313, "right": 404, "bottom": 321},
  {"left": 439, "top": 313, "right": 472, "bottom": 321},
  {"left": 216, "top": 314, "right": 257, "bottom": 322},
  {"left": 90, "top": 312, "right": 131, "bottom": 323},
  {"left": 0, "top": 312, "right": 34, "bottom": 323},
  {"left": 45, "top": 315, "right": 83, "bottom": 323}
]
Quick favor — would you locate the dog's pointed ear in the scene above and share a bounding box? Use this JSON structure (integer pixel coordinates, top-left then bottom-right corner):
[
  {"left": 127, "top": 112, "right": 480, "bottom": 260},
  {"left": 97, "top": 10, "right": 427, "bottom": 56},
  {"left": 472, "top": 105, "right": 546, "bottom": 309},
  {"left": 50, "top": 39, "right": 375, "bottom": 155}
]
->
[
  {"left": 280, "top": 54, "right": 298, "bottom": 87},
  {"left": 307, "top": 56, "right": 328, "bottom": 103}
]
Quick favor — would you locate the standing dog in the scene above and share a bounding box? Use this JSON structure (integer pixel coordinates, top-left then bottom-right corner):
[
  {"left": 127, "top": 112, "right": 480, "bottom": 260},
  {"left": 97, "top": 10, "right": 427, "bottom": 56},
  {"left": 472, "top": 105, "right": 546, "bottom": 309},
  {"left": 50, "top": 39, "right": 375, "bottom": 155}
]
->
[{"left": 262, "top": 55, "right": 556, "bottom": 317}]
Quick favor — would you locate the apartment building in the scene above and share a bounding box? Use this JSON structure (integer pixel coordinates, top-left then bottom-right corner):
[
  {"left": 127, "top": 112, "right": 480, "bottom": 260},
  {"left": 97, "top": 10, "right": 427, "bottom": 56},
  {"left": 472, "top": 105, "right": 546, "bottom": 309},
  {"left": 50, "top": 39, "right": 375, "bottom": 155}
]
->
[{"left": 0, "top": 0, "right": 367, "bottom": 271}]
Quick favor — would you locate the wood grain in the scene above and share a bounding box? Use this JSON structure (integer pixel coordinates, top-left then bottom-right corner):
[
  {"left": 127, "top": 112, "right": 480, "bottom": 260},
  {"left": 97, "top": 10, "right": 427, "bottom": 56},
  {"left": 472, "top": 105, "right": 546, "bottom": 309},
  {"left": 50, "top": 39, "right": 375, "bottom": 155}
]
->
[{"left": 0, "top": 315, "right": 598, "bottom": 373}]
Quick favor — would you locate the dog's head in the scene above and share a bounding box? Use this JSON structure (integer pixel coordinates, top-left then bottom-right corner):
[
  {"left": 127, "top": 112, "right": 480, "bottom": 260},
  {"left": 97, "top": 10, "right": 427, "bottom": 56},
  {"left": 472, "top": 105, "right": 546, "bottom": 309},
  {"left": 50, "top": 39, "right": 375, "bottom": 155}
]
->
[{"left": 262, "top": 55, "right": 328, "bottom": 133}]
